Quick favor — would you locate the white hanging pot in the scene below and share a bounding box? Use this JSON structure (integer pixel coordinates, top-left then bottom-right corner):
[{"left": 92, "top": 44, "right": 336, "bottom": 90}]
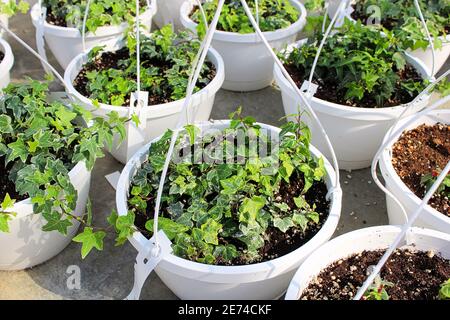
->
[
  {"left": 379, "top": 110, "right": 450, "bottom": 233},
  {"left": 0, "top": 162, "right": 91, "bottom": 270},
  {"left": 153, "top": 0, "right": 185, "bottom": 31},
  {"left": 285, "top": 225, "right": 450, "bottom": 300},
  {"left": 180, "top": 0, "right": 307, "bottom": 92},
  {"left": 274, "top": 39, "right": 432, "bottom": 170},
  {"left": 116, "top": 120, "right": 342, "bottom": 300},
  {"left": 407, "top": 34, "right": 450, "bottom": 77},
  {"left": 0, "top": 37, "right": 13, "bottom": 89},
  {"left": 64, "top": 45, "right": 225, "bottom": 164},
  {"left": 30, "top": 3, "right": 156, "bottom": 69}
]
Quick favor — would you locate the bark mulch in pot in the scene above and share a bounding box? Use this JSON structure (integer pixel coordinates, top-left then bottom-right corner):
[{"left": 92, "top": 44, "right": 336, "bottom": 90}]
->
[
  {"left": 301, "top": 248, "right": 450, "bottom": 300},
  {"left": 392, "top": 123, "right": 449, "bottom": 216}
]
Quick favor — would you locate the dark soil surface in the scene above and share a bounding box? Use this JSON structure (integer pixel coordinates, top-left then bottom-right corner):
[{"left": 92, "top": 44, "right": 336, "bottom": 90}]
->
[
  {"left": 301, "top": 248, "right": 450, "bottom": 300},
  {"left": 133, "top": 172, "right": 330, "bottom": 266},
  {"left": 0, "top": 51, "right": 4, "bottom": 64},
  {"left": 285, "top": 63, "right": 423, "bottom": 108},
  {"left": 392, "top": 123, "right": 449, "bottom": 216},
  {"left": 0, "top": 156, "right": 27, "bottom": 201},
  {"left": 73, "top": 47, "right": 216, "bottom": 107}
]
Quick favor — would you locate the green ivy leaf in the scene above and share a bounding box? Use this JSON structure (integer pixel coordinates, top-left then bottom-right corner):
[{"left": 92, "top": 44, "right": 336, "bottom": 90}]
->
[
  {"left": 1, "top": 193, "right": 15, "bottom": 210},
  {"left": 145, "top": 217, "right": 189, "bottom": 240},
  {"left": 72, "top": 227, "right": 106, "bottom": 259},
  {"left": 239, "top": 196, "right": 266, "bottom": 223},
  {"left": 273, "top": 216, "right": 294, "bottom": 233}
]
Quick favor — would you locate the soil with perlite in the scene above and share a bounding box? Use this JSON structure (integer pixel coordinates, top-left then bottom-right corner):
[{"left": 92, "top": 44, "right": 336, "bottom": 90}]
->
[
  {"left": 132, "top": 171, "right": 330, "bottom": 266},
  {"left": 301, "top": 249, "right": 450, "bottom": 300},
  {"left": 73, "top": 47, "right": 216, "bottom": 107},
  {"left": 392, "top": 123, "right": 449, "bottom": 216}
]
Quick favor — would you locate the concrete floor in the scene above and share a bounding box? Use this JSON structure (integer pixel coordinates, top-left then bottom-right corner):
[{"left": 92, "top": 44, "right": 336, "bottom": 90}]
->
[{"left": 0, "top": 3, "right": 448, "bottom": 300}]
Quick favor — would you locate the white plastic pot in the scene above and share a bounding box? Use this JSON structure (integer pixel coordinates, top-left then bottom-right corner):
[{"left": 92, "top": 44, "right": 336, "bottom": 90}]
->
[
  {"left": 180, "top": 0, "right": 307, "bottom": 92},
  {"left": 116, "top": 120, "right": 342, "bottom": 300},
  {"left": 285, "top": 225, "right": 450, "bottom": 300},
  {"left": 154, "top": 0, "right": 185, "bottom": 31},
  {"left": 64, "top": 45, "right": 225, "bottom": 164},
  {"left": 408, "top": 35, "right": 450, "bottom": 76},
  {"left": 274, "top": 40, "right": 432, "bottom": 170},
  {"left": 0, "top": 37, "right": 13, "bottom": 89},
  {"left": 0, "top": 162, "right": 91, "bottom": 271},
  {"left": 379, "top": 110, "right": 450, "bottom": 233},
  {"left": 30, "top": 3, "right": 156, "bottom": 69}
]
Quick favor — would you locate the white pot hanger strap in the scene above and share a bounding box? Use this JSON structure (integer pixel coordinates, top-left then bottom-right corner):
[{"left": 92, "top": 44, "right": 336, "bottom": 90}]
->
[
  {"left": 125, "top": 0, "right": 227, "bottom": 301},
  {"left": 35, "top": 0, "right": 52, "bottom": 74}
]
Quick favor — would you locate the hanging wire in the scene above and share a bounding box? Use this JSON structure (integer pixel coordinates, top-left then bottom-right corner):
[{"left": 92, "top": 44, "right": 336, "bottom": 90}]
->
[
  {"left": 239, "top": 0, "right": 342, "bottom": 189},
  {"left": 152, "top": 0, "right": 227, "bottom": 248},
  {"left": 413, "top": 0, "right": 436, "bottom": 76}
]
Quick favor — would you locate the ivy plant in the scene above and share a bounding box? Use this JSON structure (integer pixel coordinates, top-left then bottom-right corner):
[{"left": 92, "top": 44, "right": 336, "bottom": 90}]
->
[
  {"left": 120, "top": 108, "right": 328, "bottom": 265},
  {"left": 420, "top": 169, "right": 450, "bottom": 199},
  {"left": 191, "top": 0, "right": 299, "bottom": 37},
  {"left": 363, "top": 276, "right": 394, "bottom": 300},
  {"left": 74, "top": 25, "right": 214, "bottom": 107},
  {"left": 0, "top": 80, "right": 126, "bottom": 255},
  {"left": 439, "top": 279, "right": 450, "bottom": 300},
  {"left": 281, "top": 19, "right": 430, "bottom": 108},
  {"left": 0, "top": 0, "right": 29, "bottom": 17},
  {"left": 41, "top": 0, "right": 146, "bottom": 32},
  {"left": 352, "top": 0, "right": 450, "bottom": 51}
]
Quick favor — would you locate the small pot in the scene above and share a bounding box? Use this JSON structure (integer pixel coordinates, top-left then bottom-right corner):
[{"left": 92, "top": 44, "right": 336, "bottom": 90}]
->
[
  {"left": 0, "top": 162, "right": 91, "bottom": 270},
  {"left": 30, "top": 3, "right": 156, "bottom": 69},
  {"left": 64, "top": 45, "right": 225, "bottom": 164},
  {"left": 274, "top": 39, "right": 432, "bottom": 170},
  {"left": 116, "top": 120, "right": 342, "bottom": 300},
  {"left": 0, "top": 37, "right": 13, "bottom": 89},
  {"left": 379, "top": 110, "right": 450, "bottom": 233},
  {"left": 285, "top": 225, "right": 450, "bottom": 300},
  {"left": 153, "top": 0, "right": 185, "bottom": 31},
  {"left": 180, "top": 0, "right": 307, "bottom": 92}
]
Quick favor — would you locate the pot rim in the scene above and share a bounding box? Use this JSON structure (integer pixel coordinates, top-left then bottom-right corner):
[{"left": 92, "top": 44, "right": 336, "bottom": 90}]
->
[
  {"left": 273, "top": 38, "right": 432, "bottom": 119},
  {"left": 379, "top": 109, "right": 450, "bottom": 224},
  {"left": 63, "top": 44, "right": 225, "bottom": 117},
  {"left": 179, "top": 0, "right": 307, "bottom": 43},
  {"left": 0, "top": 37, "right": 14, "bottom": 77},
  {"left": 30, "top": 3, "right": 156, "bottom": 38},
  {"left": 116, "top": 120, "right": 342, "bottom": 280},
  {"left": 285, "top": 225, "right": 450, "bottom": 299}
]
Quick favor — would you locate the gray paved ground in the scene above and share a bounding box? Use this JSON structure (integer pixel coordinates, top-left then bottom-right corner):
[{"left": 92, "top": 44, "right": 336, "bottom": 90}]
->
[{"left": 0, "top": 2, "right": 448, "bottom": 300}]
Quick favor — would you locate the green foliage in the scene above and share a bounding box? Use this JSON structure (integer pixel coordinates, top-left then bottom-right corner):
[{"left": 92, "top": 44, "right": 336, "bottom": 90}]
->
[
  {"left": 439, "top": 279, "right": 450, "bottom": 300},
  {"left": 363, "top": 276, "right": 394, "bottom": 300},
  {"left": 41, "top": 0, "right": 146, "bottom": 32},
  {"left": 192, "top": 0, "right": 299, "bottom": 37},
  {"left": 304, "top": 0, "right": 324, "bottom": 12},
  {"left": 0, "top": 0, "right": 29, "bottom": 16},
  {"left": 80, "top": 25, "right": 213, "bottom": 106},
  {"left": 281, "top": 19, "right": 427, "bottom": 108},
  {"left": 127, "top": 108, "right": 327, "bottom": 265},
  {"left": 353, "top": 0, "right": 450, "bottom": 51},
  {"left": 0, "top": 80, "right": 125, "bottom": 244},
  {"left": 420, "top": 168, "right": 450, "bottom": 198}
]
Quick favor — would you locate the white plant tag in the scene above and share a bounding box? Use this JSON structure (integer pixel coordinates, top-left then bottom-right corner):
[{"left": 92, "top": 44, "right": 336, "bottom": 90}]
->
[
  {"left": 125, "top": 230, "right": 173, "bottom": 300},
  {"left": 300, "top": 80, "right": 318, "bottom": 99},
  {"left": 105, "top": 171, "right": 121, "bottom": 190}
]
